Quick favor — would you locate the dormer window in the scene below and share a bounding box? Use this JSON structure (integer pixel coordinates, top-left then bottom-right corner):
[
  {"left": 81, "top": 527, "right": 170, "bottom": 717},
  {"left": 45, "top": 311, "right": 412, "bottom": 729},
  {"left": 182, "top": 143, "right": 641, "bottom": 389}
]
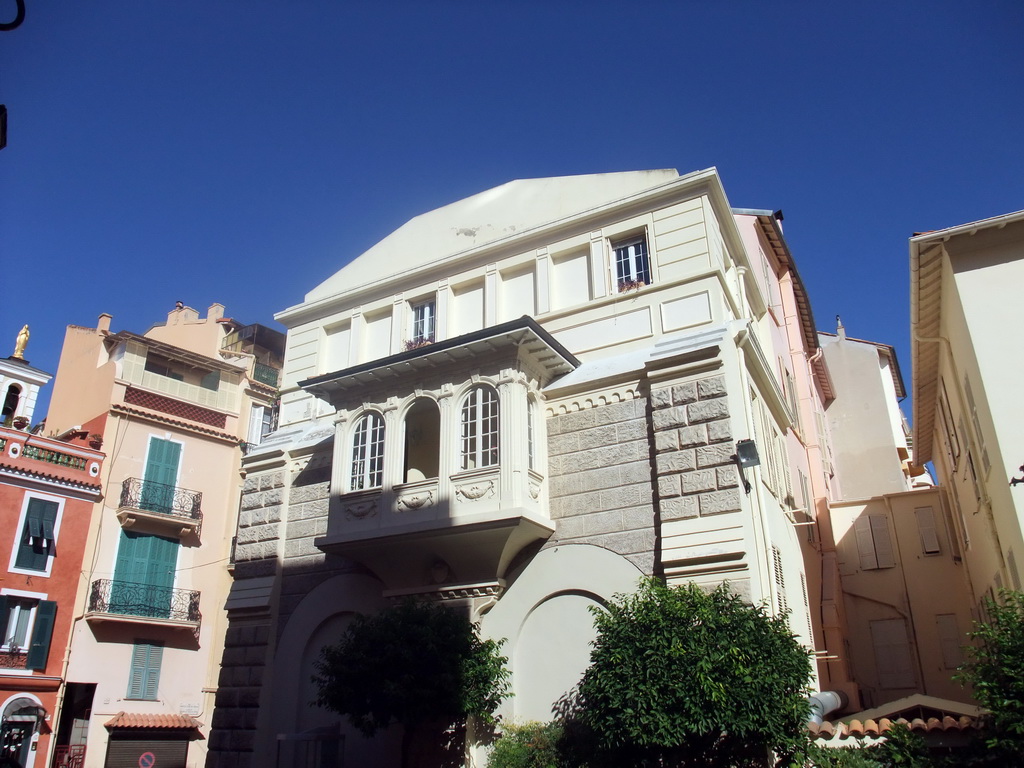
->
[
  {"left": 351, "top": 412, "right": 385, "bottom": 491},
  {"left": 460, "top": 386, "right": 499, "bottom": 470}
]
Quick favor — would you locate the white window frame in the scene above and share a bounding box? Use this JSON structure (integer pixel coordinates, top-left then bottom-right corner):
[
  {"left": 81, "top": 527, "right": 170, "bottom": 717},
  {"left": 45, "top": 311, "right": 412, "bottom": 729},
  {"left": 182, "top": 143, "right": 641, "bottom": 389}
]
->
[
  {"left": 460, "top": 386, "right": 499, "bottom": 471},
  {"left": 350, "top": 412, "right": 385, "bottom": 491},
  {"left": 0, "top": 589, "right": 47, "bottom": 675},
  {"left": 8, "top": 492, "right": 65, "bottom": 578},
  {"left": 611, "top": 234, "right": 651, "bottom": 291},
  {"left": 410, "top": 298, "right": 436, "bottom": 344},
  {"left": 248, "top": 402, "right": 277, "bottom": 446}
]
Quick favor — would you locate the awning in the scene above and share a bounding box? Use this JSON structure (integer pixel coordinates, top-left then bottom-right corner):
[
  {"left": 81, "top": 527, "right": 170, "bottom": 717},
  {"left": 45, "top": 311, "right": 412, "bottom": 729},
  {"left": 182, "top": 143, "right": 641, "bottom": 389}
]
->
[{"left": 104, "top": 712, "right": 202, "bottom": 730}]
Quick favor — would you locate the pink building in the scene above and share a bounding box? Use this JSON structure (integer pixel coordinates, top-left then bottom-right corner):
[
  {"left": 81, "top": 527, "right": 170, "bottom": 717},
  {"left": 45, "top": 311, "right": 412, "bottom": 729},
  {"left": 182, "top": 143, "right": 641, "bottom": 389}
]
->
[{"left": 0, "top": 336, "right": 104, "bottom": 768}]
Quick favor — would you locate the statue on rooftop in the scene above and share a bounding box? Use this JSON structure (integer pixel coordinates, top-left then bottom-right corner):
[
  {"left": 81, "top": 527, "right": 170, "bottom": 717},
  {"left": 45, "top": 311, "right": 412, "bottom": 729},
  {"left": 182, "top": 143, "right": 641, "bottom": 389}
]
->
[{"left": 12, "top": 325, "right": 29, "bottom": 360}]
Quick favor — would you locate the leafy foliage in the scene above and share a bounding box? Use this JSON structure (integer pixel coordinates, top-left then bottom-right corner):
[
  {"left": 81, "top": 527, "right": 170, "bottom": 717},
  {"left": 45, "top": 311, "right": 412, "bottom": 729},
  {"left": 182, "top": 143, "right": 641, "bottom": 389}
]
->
[
  {"left": 572, "top": 579, "right": 813, "bottom": 767},
  {"left": 805, "top": 725, "right": 933, "bottom": 767},
  {"left": 312, "top": 598, "right": 510, "bottom": 737},
  {"left": 958, "top": 589, "right": 1024, "bottom": 759},
  {"left": 487, "top": 721, "right": 566, "bottom": 768}
]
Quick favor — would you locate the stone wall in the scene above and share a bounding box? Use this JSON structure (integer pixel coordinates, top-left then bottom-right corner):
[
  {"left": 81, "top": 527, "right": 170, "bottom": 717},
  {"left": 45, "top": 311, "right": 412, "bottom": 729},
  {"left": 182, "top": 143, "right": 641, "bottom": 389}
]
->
[
  {"left": 546, "top": 396, "right": 656, "bottom": 573},
  {"left": 650, "top": 373, "right": 740, "bottom": 521}
]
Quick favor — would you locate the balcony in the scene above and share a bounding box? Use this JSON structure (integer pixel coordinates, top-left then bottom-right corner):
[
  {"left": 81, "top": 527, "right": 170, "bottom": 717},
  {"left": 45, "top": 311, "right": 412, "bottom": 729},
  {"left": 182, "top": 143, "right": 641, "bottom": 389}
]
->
[
  {"left": 85, "top": 579, "right": 201, "bottom": 630},
  {"left": 0, "top": 650, "right": 29, "bottom": 670},
  {"left": 318, "top": 469, "right": 554, "bottom": 591},
  {"left": 116, "top": 478, "right": 203, "bottom": 539},
  {"left": 252, "top": 362, "right": 280, "bottom": 388}
]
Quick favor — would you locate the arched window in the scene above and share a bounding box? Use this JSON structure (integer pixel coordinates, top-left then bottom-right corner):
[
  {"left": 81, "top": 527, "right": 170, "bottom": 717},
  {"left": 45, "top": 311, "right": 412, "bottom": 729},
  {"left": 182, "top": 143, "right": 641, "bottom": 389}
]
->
[
  {"left": 460, "top": 387, "right": 499, "bottom": 470},
  {"left": 403, "top": 398, "right": 440, "bottom": 483},
  {"left": 2, "top": 384, "right": 22, "bottom": 423},
  {"left": 350, "top": 413, "right": 384, "bottom": 491}
]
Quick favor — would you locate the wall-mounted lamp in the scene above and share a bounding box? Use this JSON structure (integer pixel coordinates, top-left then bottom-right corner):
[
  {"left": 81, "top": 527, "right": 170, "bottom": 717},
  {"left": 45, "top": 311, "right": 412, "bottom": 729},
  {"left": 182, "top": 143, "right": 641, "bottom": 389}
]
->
[
  {"left": 1011, "top": 465, "right": 1024, "bottom": 487},
  {"left": 732, "top": 439, "right": 760, "bottom": 494}
]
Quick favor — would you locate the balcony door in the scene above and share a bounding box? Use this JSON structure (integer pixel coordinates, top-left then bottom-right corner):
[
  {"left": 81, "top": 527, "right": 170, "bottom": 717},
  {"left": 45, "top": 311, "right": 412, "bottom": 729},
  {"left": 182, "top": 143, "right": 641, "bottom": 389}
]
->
[
  {"left": 139, "top": 437, "right": 181, "bottom": 515},
  {"left": 111, "top": 531, "right": 178, "bottom": 619}
]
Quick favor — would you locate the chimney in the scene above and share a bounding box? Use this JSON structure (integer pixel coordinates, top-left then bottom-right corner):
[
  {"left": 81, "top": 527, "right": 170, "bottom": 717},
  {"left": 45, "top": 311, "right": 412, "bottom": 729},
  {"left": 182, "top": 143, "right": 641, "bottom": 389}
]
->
[{"left": 97, "top": 313, "right": 112, "bottom": 333}]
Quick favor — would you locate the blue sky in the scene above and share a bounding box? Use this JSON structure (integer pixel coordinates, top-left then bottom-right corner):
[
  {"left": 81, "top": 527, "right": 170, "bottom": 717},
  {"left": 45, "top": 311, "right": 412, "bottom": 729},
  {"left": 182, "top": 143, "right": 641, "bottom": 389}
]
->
[{"left": 2, "top": 1, "right": 1022, "bottom": 418}]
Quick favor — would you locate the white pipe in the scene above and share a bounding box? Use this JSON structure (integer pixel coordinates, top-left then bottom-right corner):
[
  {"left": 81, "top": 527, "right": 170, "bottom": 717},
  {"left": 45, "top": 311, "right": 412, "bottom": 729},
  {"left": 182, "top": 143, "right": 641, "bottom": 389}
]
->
[{"left": 808, "top": 690, "right": 847, "bottom": 725}]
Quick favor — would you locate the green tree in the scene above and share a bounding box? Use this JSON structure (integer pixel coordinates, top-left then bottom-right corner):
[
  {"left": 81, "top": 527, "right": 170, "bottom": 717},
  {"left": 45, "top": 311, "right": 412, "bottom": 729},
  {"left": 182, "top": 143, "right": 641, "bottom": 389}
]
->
[
  {"left": 486, "top": 721, "right": 566, "bottom": 768},
  {"left": 958, "top": 589, "right": 1024, "bottom": 761},
  {"left": 572, "top": 579, "right": 812, "bottom": 767},
  {"left": 313, "top": 598, "right": 510, "bottom": 768}
]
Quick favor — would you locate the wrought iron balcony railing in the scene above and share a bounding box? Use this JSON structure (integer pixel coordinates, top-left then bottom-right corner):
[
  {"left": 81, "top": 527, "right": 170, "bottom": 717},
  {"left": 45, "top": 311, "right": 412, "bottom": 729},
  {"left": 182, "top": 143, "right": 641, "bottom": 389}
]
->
[
  {"left": 253, "top": 362, "right": 280, "bottom": 387},
  {"left": 88, "top": 579, "right": 201, "bottom": 624},
  {"left": 0, "top": 650, "right": 28, "bottom": 669},
  {"left": 119, "top": 477, "right": 202, "bottom": 521}
]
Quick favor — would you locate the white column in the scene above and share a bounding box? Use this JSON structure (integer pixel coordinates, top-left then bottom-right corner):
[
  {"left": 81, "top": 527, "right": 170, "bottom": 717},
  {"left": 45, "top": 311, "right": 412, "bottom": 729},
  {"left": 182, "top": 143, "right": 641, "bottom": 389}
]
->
[
  {"left": 496, "top": 370, "right": 527, "bottom": 509},
  {"left": 589, "top": 230, "right": 607, "bottom": 300},
  {"left": 535, "top": 248, "right": 550, "bottom": 315},
  {"left": 484, "top": 264, "right": 498, "bottom": 327}
]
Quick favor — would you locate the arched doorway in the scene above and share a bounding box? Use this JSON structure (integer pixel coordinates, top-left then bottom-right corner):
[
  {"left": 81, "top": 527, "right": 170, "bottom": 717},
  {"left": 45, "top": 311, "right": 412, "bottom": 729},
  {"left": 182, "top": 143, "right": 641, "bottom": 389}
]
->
[{"left": 1, "top": 694, "right": 45, "bottom": 768}]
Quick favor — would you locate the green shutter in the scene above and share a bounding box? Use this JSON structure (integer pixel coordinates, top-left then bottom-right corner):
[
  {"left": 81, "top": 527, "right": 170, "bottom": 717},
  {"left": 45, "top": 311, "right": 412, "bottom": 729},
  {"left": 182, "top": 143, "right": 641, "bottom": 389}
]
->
[
  {"left": 15, "top": 498, "right": 59, "bottom": 571},
  {"left": 128, "top": 642, "right": 163, "bottom": 700},
  {"left": 141, "top": 438, "right": 182, "bottom": 513},
  {"left": 0, "top": 596, "right": 9, "bottom": 641},
  {"left": 25, "top": 600, "right": 56, "bottom": 670}
]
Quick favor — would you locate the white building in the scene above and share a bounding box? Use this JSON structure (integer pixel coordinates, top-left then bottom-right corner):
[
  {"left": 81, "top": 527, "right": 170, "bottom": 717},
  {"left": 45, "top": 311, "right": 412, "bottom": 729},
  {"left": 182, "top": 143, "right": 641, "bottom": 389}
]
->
[{"left": 209, "top": 169, "right": 843, "bottom": 767}]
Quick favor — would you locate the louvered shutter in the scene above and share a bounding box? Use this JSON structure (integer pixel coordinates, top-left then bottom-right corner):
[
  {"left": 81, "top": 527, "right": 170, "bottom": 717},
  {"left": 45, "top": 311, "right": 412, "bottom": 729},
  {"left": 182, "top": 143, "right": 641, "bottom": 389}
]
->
[
  {"left": 936, "top": 614, "right": 963, "bottom": 669},
  {"left": 26, "top": 600, "right": 56, "bottom": 670},
  {"left": 870, "top": 516, "right": 896, "bottom": 568},
  {"left": 128, "top": 643, "right": 147, "bottom": 699},
  {"left": 145, "top": 643, "right": 164, "bottom": 699},
  {"left": 915, "top": 507, "right": 941, "bottom": 554},
  {"left": 855, "top": 517, "right": 878, "bottom": 570}
]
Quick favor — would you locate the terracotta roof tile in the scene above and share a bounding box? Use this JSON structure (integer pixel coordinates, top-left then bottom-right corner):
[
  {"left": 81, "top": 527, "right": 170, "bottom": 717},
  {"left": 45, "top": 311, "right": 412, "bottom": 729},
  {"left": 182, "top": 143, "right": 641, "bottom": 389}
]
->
[
  {"left": 810, "top": 715, "right": 980, "bottom": 741},
  {"left": 104, "top": 712, "right": 201, "bottom": 730}
]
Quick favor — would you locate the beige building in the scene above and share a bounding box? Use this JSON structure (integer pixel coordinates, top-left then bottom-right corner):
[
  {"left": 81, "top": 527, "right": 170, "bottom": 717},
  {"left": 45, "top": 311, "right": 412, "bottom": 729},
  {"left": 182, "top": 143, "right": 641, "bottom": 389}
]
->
[
  {"left": 819, "top": 327, "right": 978, "bottom": 716},
  {"left": 205, "top": 169, "right": 881, "bottom": 767},
  {"left": 910, "top": 210, "right": 1024, "bottom": 605},
  {"left": 44, "top": 304, "right": 283, "bottom": 768}
]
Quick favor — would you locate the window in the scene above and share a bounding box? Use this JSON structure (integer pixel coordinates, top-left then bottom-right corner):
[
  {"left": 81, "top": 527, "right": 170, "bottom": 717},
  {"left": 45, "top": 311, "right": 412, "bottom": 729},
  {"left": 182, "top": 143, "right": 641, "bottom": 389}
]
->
[
  {"left": 938, "top": 383, "right": 960, "bottom": 470},
  {"left": 2, "top": 599, "right": 34, "bottom": 651},
  {"left": 854, "top": 515, "right": 896, "bottom": 570},
  {"left": 411, "top": 299, "right": 436, "bottom": 345},
  {"left": 613, "top": 235, "right": 651, "bottom": 291},
  {"left": 403, "top": 399, "right": 439, "bottom": 483},
  {"left": 772, "top": 546, "right": 787, "bottom": 615},
  {"left": 964, "top": 375, "right": 990, "bottom": 474},
  {"left": 915, "top": 506, "right": 941, "bottom": 554},
  {"left": 870, "top": 618, "right": 916, "bottom": 689},
  {"left": 351, "top": 412, "right": 385, "bottom": 490},
  {"left": 248, "top": 402, "right": 278, "bottom": 446},
  {"left": 0, "top": 594, "right": 56, "bottom": 670},
  {"left": 460, "top": 387, "right": 499, "bottom": 470},
  {"left": 143, "top": 356, "right": 184, "bottom": 381},
  {"left": 127, "top": 641, "right": 164, "bottom": 700},
  {"left": 1, "top": 384, "right": 21, "bottom": 422},
  {"left": 935, "top": 614, "right": 963, "bottom": 670},
  {"left": 140, "top": 437, "right": 182, "bottom": 515},
  {"left": 12, "top": 496, "right": 60, "bottom": 574}
]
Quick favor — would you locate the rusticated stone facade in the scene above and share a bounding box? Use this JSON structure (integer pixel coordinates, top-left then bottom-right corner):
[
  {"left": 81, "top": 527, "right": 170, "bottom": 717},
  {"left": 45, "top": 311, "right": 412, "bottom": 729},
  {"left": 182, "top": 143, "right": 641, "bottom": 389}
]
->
[
  {"left": 650, "top": 373, "right": 740, "bottom": 520},
  {"left": 546, "top": 396, "right": 656, "bottom": 573}
]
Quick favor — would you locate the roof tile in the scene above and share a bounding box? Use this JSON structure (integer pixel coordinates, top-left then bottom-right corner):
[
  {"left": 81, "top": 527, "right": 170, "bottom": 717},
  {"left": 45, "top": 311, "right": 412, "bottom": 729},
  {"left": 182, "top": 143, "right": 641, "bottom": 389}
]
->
[{"left": 104, "top": 712, "right": 201, "bottom": 730}]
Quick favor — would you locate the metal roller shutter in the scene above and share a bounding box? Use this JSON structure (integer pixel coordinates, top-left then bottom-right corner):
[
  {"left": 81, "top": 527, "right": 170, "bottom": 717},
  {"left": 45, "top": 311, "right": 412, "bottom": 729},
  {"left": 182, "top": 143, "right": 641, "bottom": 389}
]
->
[{"left": 104, "top": 737, "right": 188, "bottom": 768}]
